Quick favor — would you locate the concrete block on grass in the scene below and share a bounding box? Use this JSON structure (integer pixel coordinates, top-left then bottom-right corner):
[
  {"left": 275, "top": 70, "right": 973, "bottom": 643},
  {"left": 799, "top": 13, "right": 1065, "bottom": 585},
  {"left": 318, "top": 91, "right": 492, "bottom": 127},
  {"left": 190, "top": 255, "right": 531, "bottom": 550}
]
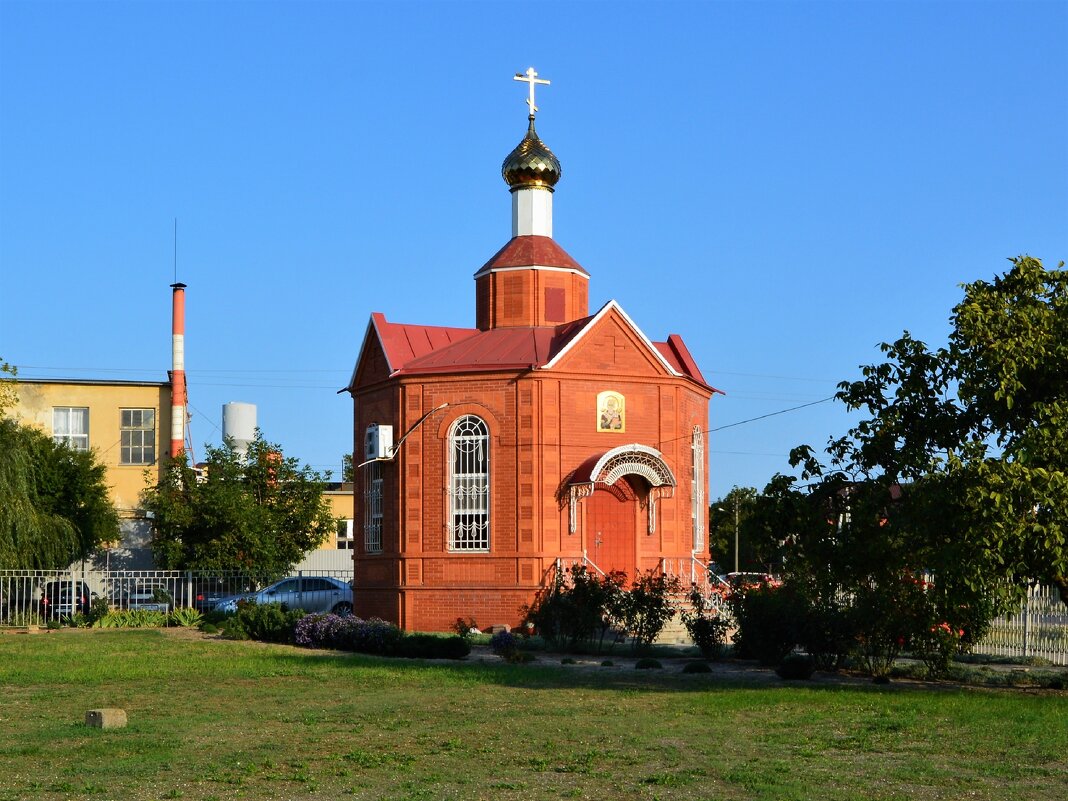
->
[{"left": 85, "top": 708, "right": 127, "bottom": 729}]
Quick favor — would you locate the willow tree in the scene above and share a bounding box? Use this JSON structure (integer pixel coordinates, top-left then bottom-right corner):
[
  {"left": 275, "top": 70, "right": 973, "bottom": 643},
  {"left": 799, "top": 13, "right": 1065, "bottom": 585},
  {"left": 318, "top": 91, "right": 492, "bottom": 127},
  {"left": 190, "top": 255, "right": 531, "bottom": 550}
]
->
[{"left": 0, "top": 425, "right": 119, "bottom": 569}]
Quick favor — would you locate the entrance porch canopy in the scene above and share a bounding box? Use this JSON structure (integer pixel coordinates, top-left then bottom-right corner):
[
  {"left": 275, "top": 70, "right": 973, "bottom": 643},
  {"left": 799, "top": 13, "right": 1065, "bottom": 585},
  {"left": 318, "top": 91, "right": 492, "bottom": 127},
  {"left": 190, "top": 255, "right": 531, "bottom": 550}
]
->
[{"left": 568, "top": 444, "right": 677, "bottom": 534}]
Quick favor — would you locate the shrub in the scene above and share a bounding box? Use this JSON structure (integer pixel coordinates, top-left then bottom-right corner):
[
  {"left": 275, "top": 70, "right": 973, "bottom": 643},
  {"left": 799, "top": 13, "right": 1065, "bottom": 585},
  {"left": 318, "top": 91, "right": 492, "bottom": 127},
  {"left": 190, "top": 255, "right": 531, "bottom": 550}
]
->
[
  {"left": 200, "top": 623, "right": 219, "bottom": 634},
  {"left": 913, "top": 621, "right": 965, "bottom": 678},
  {"left": 168, "top": 607, "right": 203, "bottom": 628},
  {"left": 634, "top": 658, "right": 663, "bottom": 670},
  {"left": 600, "top": 660, "right": 614, "bottom": 667},
  {"left": 680, "top": 586, "right": 730, "bottom": 660},
  {"left": 490, "top": 630, "right": 518, "bottom": 659},
  {"left": 453, "top": 617, "right": 479, "bottom": 639},
  {"left": 728, "top": 581, "right": 802, "bottom": 665},
  {"left": 294, "top": 613, "right": 395, "bottom": 653},
  {"left": 132, "top": 609, "right": 168, "bottom": 627},
  {"left": 775, "top": 653, "right": 815, "bottom": 680},
  {"left": 682, "top": 661, "right": 712, "bottom": 674},
  {"left": 222, "top": 618, "right": 249, "bottom": 640},
  {"left": 393, "top": 633, "right": 471, "bottom": 660},
  {"left": 294, "top": 615, "right": 466, "bottom": 659},
  {"left": 561, "top": 657, "right": 577, "bottom": 665},
  {"left": 232, "top": 602, "right": 302, "bottom": 644},
  {"left": 343, "top": 618, "right": 403, "bottom": 655},
  {"left": 849, "top": 573, "right": 928, "bottom": 679},
  {"left": 522, "top": 564, "right": 625, "bottom": 652},
  {"left": 201, "top": 608, "right": 231, "bottom": 627},
  {"left": 614, "top": 570, "right": 681, "bottom": 654},
  {"left": 797, "top": 595, "right": 855, "bottom": 672},
  {"left": 86, "top": 597, "right": 110, "bottom": 627},
  {"left": 294, "top": 612, "right": 350, "bottom": 649},
  {"left": 97, "top": 609, "right": 167, "bottom": 628}
]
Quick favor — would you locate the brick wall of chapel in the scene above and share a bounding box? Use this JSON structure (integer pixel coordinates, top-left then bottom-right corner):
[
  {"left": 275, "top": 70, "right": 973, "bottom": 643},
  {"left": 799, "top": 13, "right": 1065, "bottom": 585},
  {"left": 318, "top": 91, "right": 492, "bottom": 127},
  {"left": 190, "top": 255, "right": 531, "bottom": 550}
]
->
[
  {"left": 353, "top": 366, "right": 710, "bottom": 630},
  {"left": 476, "top": 270, "right": 590, "bottom": 329},
  {"left": 352, "top": 307, "right": 713, "bottom": 630}
]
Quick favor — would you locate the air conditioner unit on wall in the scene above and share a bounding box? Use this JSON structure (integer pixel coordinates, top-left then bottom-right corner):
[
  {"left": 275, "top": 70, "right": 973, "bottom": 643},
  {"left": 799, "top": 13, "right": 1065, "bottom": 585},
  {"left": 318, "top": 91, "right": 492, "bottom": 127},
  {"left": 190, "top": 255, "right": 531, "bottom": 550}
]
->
[{"left": 365, "top": 424, "right": 394, "bottom": 460}]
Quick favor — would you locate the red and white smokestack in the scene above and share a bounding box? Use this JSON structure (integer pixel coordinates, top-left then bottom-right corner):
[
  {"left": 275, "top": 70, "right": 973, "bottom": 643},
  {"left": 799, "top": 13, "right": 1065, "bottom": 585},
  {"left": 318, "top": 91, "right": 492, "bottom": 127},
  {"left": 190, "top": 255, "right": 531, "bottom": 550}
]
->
[{"left": 170, "top": 282, "right": 188, "bottom": 459}]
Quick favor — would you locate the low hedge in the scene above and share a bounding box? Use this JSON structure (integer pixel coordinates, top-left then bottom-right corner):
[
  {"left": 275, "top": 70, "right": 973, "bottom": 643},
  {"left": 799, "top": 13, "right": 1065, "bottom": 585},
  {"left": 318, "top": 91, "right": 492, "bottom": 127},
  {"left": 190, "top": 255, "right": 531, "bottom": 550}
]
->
[{"left": 294, "top": 613, "right": 469, "bottom": 660}]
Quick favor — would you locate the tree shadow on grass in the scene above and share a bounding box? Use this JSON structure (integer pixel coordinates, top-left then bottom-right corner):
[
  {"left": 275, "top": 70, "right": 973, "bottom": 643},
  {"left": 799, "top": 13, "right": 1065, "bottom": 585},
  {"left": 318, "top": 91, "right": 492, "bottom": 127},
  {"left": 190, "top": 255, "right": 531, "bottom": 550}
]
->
[{"left": 256, "top": 644, "right": 965, "bottom": 696}]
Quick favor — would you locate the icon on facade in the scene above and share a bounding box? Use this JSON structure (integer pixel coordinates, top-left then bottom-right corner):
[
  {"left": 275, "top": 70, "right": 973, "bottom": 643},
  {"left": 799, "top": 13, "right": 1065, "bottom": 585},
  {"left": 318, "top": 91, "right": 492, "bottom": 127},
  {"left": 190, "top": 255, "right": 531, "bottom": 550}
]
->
[{"left": 597, "top": 391, "right": 625, "bottom": 432}]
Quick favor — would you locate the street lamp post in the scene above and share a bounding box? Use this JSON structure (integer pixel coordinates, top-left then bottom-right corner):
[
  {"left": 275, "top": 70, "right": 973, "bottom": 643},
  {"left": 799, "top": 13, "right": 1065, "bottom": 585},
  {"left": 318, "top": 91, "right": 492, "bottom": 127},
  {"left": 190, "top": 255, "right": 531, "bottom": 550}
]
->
[
  {"left": 733, "top": 496, "right": 740, "bottom": 574},
  {"left": 716, "top": 496, "right": 741, "bottom": 574}
]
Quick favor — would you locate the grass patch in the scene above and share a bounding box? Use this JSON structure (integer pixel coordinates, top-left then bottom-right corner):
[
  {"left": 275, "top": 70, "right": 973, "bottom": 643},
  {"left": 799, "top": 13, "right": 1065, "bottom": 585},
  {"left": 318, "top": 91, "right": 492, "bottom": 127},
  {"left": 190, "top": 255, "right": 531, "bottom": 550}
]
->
[{"left": 0, "top": 629, "right": 1065, "bottom": 800}]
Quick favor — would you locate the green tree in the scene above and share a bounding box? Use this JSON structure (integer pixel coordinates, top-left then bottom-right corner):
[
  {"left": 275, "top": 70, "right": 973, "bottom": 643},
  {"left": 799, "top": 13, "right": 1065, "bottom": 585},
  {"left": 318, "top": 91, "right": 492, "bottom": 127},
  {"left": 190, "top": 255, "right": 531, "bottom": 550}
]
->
[
  {"left": 341, "top": 453, "right": 354, "bottom": 483},
  {"left": 142, "top": 434, "right": 337, "bottom": 582},
  {"left": 0, "top": 416, "right": 119, "bottom": 569},
  {"left": 829, "top": 255, "right": 1068, "bottom": 598},
  {"left": 774, "top": 255, "right": 1067, "bottom": 652},
  {"left": 709, "top": 486, "right": 784, "bottom": 573}
]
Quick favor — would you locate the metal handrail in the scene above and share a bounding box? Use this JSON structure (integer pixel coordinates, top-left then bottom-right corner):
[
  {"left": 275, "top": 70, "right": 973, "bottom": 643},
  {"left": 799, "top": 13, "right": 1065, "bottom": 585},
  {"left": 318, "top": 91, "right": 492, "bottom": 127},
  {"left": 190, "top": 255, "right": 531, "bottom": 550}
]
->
[
  {"left": 581, "top": 550, "right": 607, "bottom": 577},
  {"left": 691, "top": 554, "right": 731, "bottom": 588}
]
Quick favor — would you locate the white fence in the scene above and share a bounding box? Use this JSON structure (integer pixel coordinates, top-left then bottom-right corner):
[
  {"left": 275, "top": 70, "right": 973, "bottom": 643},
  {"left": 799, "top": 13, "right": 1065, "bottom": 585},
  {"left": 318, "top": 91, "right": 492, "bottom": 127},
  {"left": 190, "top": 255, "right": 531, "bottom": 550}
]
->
[
  {"left": 0, "top": 567, "right": 353, "bottom": 625},
  {"left": 973, "top": 585, "right": 1068, "bottom": 666}
]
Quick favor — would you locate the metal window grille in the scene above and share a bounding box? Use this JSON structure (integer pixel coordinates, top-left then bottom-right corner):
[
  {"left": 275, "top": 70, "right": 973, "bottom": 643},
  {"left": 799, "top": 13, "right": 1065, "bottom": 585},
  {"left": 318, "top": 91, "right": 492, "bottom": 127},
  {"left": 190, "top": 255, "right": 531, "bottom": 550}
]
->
[
  {"left": 52, "top": 407, "right": 89, "bottom": 451},
  {"left": 448, "top": 415, "right": 489, "bottom": 551},
  {"left": 120, "top": 408, "right": 156, "bottom": 465},
  {"left": 692, "top": 426, "right": 705, "bottom": 551},
  {"left": 363, "top": 461, "right": 382, "bottom": 553}
]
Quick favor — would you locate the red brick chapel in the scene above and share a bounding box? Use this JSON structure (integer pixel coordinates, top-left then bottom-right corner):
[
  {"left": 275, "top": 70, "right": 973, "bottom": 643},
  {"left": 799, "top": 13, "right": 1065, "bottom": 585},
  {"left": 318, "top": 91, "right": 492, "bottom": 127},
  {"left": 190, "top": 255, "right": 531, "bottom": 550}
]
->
[{"left": 345, "top": 69, "right": 718, "bottom": 631}]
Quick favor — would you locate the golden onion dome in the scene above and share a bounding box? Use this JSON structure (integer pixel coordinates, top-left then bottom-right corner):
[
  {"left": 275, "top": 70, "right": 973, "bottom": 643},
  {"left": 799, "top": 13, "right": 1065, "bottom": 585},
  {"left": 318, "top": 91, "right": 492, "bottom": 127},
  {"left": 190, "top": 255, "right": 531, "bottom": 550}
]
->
[{"left": 501, "top": 116, "right": 561, "bottom": 190}]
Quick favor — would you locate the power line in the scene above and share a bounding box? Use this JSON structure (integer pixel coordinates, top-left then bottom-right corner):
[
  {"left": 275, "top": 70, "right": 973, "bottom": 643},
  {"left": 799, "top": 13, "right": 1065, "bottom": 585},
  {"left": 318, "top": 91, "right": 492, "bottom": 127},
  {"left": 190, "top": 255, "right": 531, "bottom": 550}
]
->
[{"left": 708, "top": 397, "right": 835, "bottom": 433}]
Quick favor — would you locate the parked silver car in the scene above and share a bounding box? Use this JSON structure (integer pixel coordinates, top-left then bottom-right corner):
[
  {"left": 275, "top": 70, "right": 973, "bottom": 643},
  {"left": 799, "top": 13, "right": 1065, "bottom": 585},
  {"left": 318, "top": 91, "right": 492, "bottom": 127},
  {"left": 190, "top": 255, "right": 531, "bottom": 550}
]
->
[{"left": 212, "top": 576, "right": 353, "bottom": 616}]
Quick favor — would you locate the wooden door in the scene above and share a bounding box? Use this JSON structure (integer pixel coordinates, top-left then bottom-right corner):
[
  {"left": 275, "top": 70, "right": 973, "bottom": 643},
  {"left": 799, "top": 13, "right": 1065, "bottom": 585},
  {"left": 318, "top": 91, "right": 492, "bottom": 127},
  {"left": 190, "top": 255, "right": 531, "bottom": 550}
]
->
[{"left": 585, "top": 479, "right": 638, "bottom": 578}]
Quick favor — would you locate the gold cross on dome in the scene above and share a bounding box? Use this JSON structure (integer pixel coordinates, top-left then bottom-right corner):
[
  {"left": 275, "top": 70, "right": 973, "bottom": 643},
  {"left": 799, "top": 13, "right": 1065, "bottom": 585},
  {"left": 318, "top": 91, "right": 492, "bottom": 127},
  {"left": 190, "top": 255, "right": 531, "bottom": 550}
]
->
[{"left": 514, "top": 67, "right": 550, "bottom": 117}]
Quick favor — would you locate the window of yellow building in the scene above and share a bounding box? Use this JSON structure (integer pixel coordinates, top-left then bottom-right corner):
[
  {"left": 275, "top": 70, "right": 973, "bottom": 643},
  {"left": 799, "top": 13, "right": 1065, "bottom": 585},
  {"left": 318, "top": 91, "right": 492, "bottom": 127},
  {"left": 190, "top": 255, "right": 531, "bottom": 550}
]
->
[
  {"left": 337, "top": 519, "right": 354, "bottom": 549},
  {"left": 120, "top": 408, "right": 156, "bottom": 465},
  {"left": 53, "top": 407, "right": 89, "bottom": 451}
]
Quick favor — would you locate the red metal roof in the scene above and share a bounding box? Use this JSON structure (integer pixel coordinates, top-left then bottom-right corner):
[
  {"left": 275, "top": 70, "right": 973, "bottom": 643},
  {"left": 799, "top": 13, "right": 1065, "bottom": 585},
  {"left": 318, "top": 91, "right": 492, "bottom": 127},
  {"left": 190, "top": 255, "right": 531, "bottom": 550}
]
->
[
  {"left": 368, "top": 310, "right": 715, "bottom": 392},
  {"left": 371, "top": 312, "right": 477, "bottom": 374},
  {"left": 477, "top": 235, "right": 588, "bottom": 275},
  {"left": 395, "top": 318, "right": 591, "bottom": 375},
  {"left": 655, "top": 334, "right": 720, "bottom": 392}
]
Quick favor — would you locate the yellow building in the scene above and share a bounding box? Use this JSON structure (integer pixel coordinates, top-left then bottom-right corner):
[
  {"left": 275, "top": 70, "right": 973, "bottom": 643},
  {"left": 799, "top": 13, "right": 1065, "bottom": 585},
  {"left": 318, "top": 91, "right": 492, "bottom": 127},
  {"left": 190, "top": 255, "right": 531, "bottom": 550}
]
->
[
  {"left": 12, "top": 378, "right": 173, "bottom": 566},
  {"left": 12, "top": 378, "right": 354, "bottom": 562},
  {"left": 323, "top": 482, "right": 355, "bottom": 550}
]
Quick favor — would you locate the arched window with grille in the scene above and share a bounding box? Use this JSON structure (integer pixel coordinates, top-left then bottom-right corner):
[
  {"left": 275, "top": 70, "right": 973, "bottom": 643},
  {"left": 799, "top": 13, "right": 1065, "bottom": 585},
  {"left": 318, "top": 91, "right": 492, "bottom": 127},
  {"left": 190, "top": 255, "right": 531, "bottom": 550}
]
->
[{"left": 448, "top": 415, "right": 490, "bottom": 551}]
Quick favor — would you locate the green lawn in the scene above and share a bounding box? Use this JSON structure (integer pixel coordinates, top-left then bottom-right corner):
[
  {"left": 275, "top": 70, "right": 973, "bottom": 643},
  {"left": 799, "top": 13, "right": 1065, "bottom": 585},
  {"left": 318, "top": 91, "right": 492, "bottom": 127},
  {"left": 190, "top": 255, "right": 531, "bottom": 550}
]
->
[{"left": 0, "top": 629, "right": 1065, "bottom": 801}]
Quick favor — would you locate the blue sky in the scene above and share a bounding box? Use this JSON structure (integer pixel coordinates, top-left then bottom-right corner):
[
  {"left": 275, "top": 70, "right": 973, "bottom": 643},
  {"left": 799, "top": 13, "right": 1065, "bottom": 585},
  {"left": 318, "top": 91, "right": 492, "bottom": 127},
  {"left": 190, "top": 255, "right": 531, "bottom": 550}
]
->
[{"left": 1, "top": 0, "right": 1065, "bottom": 499}]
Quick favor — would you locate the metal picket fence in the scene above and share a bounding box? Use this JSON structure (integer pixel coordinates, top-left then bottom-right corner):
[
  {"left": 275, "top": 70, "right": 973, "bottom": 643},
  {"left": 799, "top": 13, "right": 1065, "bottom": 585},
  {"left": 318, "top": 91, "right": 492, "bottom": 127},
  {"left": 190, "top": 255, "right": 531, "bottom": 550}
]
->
[
  {"left": 973, "top": 585, "right": 1068, "bottom": 666},
  {"left": 0, "top": 568, "right": 354, "bottom": 625}
]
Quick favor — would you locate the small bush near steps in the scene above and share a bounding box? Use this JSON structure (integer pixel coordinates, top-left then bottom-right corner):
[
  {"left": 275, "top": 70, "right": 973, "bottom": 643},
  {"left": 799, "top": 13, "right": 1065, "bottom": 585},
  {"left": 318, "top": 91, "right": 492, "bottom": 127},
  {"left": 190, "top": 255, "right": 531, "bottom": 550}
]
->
[
  {"left": 682, "top": 661, "right": 712, "bottom": 674},
  {"left": 489, "top": 630, "right": 533, "bottom": 663},
  {"left": 775, "top": 653, "right": 815, "bottom": 680}
]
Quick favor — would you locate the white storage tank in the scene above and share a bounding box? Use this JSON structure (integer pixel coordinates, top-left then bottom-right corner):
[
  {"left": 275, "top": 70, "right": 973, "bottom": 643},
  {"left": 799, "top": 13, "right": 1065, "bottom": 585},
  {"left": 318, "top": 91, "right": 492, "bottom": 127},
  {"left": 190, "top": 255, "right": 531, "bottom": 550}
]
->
[{"left": 222, "top": 402, "right": 257, "bottom": 460}]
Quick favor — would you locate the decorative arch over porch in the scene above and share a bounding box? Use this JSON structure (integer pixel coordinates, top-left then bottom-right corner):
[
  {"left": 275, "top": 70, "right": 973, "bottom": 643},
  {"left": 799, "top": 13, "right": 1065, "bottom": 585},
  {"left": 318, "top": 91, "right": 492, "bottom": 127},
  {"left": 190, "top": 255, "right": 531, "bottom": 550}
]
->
[{"left": 568, "top": 444, "right": 677, "bottom": 534}]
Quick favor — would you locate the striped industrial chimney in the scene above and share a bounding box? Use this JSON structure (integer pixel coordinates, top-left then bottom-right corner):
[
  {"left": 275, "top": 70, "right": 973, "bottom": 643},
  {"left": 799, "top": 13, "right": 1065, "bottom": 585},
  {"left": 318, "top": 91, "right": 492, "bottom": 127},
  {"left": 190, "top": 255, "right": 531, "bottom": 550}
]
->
[{"left": 170, "top": 282, "right": 188, "bottom": 459}]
